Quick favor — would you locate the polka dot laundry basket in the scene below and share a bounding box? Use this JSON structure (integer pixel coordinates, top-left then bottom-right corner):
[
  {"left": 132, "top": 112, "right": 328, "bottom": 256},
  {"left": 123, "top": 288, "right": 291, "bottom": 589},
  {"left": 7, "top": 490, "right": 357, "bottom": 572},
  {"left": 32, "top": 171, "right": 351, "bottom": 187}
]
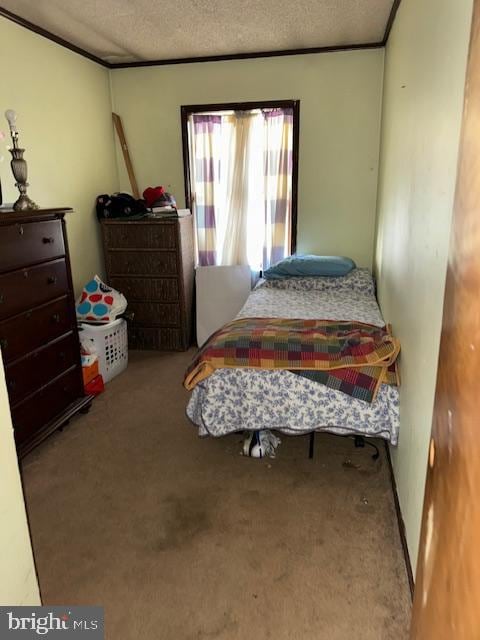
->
[{"left": 79, "top": 319, "right": 128, "bottom": 383}]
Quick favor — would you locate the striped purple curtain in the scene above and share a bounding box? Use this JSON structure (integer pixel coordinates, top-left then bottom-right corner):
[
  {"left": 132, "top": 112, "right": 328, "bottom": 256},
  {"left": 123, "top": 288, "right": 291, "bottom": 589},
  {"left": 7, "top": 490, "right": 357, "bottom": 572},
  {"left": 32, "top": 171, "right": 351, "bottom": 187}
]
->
[
  {"left": 189, "top": 114, "right": 222, "bottom": 266},
  {"left": 263, "top": 108, "right": 294, "bottom": 269}
]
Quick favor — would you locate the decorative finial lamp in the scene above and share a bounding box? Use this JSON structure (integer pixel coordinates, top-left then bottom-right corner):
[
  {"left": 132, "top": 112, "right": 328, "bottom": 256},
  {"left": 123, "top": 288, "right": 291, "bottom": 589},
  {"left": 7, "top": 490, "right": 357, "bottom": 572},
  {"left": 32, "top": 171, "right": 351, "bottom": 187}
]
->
[{"left": 4, "top": 109, "right": 38, "bottom": 211}]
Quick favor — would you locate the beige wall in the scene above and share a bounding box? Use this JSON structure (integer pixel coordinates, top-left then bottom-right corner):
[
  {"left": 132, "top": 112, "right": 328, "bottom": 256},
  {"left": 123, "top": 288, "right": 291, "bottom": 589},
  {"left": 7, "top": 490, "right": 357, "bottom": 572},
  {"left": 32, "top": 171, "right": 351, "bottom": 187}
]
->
[
  {"left": 0, "top": 354, "right": 40, "bottom": 605},
  {"left": 110, "top": 50, "right": 384, "bottom": 268},
  {"left": 0, "top": 18, "right": 119, "bottom": 294},
  {"left": 374, "top": 0, "right": 473, "bottom": 571}
]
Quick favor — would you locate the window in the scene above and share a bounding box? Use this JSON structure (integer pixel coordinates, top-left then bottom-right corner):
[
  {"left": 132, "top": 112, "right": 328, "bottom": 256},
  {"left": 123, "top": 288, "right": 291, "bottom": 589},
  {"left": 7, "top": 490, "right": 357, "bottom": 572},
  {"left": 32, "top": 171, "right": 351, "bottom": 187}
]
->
[{"left": 181, "top": 101, "right": 299, "bottom": 270}]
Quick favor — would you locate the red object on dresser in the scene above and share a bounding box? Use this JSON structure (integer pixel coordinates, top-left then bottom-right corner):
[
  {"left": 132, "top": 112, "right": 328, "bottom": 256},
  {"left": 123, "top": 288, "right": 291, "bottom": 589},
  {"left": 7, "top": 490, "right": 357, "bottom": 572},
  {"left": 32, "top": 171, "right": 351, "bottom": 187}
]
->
[{"left": 0, "top": 208, "right": 92, "bottom": 457}]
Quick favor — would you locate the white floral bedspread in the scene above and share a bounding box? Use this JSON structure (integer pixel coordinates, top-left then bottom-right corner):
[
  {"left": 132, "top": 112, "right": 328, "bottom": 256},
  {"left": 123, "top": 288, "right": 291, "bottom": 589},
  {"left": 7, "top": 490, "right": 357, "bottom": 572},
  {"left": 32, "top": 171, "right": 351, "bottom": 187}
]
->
[{"left": 186, "top": 269, "right": 400, "bottom": 445}]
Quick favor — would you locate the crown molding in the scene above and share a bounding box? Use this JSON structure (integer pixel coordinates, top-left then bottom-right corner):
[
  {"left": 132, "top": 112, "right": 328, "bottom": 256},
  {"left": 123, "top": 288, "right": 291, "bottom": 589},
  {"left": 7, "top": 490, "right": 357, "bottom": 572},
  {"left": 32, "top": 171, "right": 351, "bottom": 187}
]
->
[
  {"left": 109, "top": 42, "right": 384, "bottom": 69},
  {"left": 383, "top": 0, "right": 402, "bottom": 44},
  {"left": 0, "top": 5, "right": 109, "bottom": 67}
]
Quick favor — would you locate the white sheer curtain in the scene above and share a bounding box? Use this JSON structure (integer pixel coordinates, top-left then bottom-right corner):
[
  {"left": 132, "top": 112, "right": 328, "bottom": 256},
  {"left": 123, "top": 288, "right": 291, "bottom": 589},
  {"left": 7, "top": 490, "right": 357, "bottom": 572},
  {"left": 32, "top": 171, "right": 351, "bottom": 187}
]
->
[{"left": 221, "top": 112, "right": 256, "bottom": 265}]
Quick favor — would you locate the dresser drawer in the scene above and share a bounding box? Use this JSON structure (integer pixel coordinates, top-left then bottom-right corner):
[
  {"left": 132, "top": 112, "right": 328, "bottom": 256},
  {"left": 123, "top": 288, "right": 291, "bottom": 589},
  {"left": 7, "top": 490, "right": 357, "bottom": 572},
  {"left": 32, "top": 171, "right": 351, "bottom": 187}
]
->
[
  {"left": 0, "top": 258, "right": 69, "bottom": 321},
  {"left": 0, "top": 219, "right": 65, "bottom": 273},
  {"left": 103, "top": 223, "right": 177, "bottom": 249},
  {"left": 128, "top": 302, "right": 181, "bottom": 326},
  {"left": 128, "top": 326, "right": 185, "bottom": 351},
  {"left": 12, "top": 367, "right": 83, "bottom": 449},
  {"left": 109, "top": 277, "right": 179, "bottom": 302},
  {"left": 6, "top": 332, "right": 79, "bottom": 405},
  {"left": 0, "top": 296, "right": 74, "bottom": 364},
  {"left": 106, "top": 250, "right": 178, "bottom": 276}
]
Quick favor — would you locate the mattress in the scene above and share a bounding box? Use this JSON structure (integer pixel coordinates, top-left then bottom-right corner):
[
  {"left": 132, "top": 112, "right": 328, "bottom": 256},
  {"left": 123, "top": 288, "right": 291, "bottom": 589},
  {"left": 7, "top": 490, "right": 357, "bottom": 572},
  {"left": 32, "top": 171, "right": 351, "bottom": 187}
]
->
[{"left": 186, "top": 269, "right": 400, "bottom": 445}]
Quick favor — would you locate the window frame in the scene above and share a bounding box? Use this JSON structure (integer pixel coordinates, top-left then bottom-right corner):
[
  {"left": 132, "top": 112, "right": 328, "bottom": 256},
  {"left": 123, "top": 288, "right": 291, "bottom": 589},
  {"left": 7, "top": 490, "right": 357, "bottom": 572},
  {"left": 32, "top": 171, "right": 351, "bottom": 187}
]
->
[{"left": 180, "top": 99, "right": 300, "bottom": 254}]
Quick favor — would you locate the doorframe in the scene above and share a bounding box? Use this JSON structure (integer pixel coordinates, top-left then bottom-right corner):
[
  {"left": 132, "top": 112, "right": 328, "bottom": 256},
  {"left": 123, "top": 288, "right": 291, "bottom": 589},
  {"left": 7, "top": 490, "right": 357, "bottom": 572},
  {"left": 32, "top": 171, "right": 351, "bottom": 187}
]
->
[
  {"left": 410, "top": 1, "right": 480, "bottom": 636},
  {"left": 180, "top": 99, "right": 300, "bottom": 254}
]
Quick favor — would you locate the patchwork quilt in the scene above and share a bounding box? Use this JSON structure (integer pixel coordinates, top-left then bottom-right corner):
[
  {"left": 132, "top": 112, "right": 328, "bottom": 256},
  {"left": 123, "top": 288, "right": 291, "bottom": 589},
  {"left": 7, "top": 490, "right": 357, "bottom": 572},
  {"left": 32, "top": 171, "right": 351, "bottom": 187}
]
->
[{"left": 184, "top": 317, "right": 400, "bottom": 403}]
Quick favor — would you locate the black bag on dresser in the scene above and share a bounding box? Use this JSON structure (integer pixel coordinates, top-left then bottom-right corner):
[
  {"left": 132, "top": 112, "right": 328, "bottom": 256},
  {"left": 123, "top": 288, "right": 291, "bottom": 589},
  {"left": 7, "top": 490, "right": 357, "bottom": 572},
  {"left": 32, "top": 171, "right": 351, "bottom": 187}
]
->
[{"left": 96, "top": 193, "right": 146, "bottom": 220}]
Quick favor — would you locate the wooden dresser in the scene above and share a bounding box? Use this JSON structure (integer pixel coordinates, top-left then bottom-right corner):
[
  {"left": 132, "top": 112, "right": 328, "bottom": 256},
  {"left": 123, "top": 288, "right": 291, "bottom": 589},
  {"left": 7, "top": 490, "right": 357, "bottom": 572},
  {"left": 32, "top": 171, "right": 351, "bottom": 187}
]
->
[
  {"left": 0, "top": 208, "right": 91, "bottom": 456},
  {"left": 101, "top": 215, "right": 194, "bottom": 350}
]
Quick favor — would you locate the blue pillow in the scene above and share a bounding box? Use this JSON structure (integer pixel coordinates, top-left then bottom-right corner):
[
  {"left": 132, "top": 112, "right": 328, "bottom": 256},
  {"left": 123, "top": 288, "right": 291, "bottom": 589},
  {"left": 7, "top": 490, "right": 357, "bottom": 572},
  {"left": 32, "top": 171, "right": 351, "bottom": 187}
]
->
[{"left": 263, "top": 255, "right": 356, "bottom": 279}]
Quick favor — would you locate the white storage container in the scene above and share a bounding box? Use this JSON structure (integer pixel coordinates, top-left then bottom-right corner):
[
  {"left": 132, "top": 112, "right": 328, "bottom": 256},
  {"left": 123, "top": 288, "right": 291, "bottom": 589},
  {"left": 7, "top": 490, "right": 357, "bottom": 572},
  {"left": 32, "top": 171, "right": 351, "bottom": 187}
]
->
[
  {"left": 195, "top": 265, "right": 252, "bottom": 346},
  {"left": 79, "top": 319, "right": 128, "bottom": 383}
]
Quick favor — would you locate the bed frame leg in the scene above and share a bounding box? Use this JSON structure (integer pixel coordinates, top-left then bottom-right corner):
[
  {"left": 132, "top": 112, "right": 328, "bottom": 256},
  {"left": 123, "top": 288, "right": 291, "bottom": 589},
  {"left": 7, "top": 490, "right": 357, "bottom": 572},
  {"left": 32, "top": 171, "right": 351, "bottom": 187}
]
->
[
  {"left": 354, "top": 435, "right": 380, "bottom": 460},
  {"left": 309, "top": 432, "right": 315, "bottom": 459}
]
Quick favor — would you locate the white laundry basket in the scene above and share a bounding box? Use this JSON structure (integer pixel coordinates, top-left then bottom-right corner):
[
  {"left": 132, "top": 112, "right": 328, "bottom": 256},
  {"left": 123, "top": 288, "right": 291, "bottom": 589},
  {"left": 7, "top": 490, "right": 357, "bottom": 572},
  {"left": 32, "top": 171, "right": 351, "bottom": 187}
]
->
[{"left": 79, "top": 319, "right": 128, "bottom": 383}]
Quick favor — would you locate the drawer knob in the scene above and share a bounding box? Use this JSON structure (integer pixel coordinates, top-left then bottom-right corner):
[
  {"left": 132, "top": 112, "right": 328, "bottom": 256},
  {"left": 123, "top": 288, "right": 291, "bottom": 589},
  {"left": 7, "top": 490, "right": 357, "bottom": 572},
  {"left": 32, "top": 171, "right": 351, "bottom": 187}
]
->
[
  {"left": 8, "top": 379, "right": 16, "bottom": 390},
  {"left": 47, "top": 276, "right": 57, "bottom": 285},
  {"left": 0, "top": 295, "right": 3, "bottom": 304},
  {"left": 43, "top": 237, "right": 54, "bottom": 244},
  {"left": 0, "top": 338, "right": 8, "bottom": 350},
  {"left": 52, "top": 313, "right": 60, "bottom": 323},
  {"left": 59, "top": 351, "right": 65, "bottom": 359},
  {"left": 18, "top": 225, "right": 24, "bottom": 236}
]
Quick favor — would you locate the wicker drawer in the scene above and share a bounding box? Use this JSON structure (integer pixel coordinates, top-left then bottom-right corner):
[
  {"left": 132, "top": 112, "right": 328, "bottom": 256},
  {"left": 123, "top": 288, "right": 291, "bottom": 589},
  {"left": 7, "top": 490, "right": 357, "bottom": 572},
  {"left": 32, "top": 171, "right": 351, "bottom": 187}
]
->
[
  {"left": 106, "top": 250, "right": 178, "bottom": 276},
  {"left": 102, "top": 222, "right": 177, "bottom": 249},
  {"left": 0, "top": 296, "right": 74, "bottom": 364},
  {"left": 128, "top": 326, "right": 185, "bottom": 351},
  {"left": 109, "top": 277, "right": 179, "bottom": 302},
  {"left": 12, "top": 367, "right": 83, "bottom": 449},
  {"left": 0, "top": 219, "right": 65, "bottom": 273},
  {"left": 128, "top": 302, "right": 181, "bottom": 326},
  {"left": 0, "top": 258, "right": 69, "bottom": 321},
  {"left": 6, "top": 332, "right": 78, "bottom": 405},
  {"left": 102, "top": 216, "right": 193, "bottom": 352}
]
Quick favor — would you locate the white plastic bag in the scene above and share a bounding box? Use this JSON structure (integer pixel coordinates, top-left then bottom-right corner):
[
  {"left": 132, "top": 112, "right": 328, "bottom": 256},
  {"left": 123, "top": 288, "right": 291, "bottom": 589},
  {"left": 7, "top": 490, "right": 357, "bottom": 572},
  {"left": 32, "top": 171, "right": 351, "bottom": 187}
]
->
[{"left": 76, "top": 275, "right": 127, "bottom": 324}]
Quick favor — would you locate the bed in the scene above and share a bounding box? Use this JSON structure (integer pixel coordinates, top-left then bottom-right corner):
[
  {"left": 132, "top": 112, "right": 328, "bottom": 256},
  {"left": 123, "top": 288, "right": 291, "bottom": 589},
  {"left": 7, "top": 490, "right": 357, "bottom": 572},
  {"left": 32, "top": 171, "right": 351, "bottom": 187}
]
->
[{"left": 186, "top": 268, "right": 400, "bottom": 446}]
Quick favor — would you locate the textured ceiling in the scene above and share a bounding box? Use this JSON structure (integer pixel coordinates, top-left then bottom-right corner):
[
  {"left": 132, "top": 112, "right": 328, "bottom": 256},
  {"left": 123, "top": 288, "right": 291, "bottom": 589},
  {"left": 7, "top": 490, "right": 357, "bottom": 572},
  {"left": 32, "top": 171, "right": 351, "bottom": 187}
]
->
[{"left": 1, "top": 0, "right": 395, "bottom": 64}]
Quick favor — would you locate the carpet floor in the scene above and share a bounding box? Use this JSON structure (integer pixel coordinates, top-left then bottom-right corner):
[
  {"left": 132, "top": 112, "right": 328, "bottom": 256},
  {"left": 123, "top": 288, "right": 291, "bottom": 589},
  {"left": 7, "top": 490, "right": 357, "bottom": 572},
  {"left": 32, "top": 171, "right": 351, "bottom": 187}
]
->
[{"left": 21, "top": 350, "right": 411, "bottom": 639}]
